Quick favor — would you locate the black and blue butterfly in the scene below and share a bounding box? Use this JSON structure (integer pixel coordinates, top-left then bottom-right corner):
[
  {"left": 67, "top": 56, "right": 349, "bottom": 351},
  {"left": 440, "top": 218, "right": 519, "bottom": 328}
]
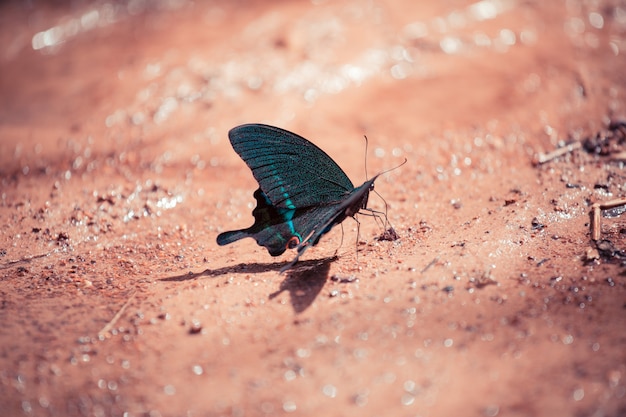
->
[{"left": 217, "top": 124, "right": 394, "bottom": 272}]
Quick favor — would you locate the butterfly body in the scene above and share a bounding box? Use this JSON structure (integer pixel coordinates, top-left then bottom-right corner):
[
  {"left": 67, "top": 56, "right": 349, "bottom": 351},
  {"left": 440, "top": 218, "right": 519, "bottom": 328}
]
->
[{"left": 217, "top": 124, "right": 378, "bottom": 271}]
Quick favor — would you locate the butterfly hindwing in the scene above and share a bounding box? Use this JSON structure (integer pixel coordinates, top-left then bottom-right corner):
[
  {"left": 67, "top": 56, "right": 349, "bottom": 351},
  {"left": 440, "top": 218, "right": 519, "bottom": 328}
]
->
[{"left": 216, "top": 188, "right": 298, "bottom": 256}]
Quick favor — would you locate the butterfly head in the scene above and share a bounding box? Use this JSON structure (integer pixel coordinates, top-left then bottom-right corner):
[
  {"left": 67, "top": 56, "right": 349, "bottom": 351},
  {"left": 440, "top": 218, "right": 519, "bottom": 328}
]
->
[
  {"left": 360, "top": 189, "right": 371, "bottom": 210},
  {"left": 361, "top": 175, "right": 380, "bottom": 209}
]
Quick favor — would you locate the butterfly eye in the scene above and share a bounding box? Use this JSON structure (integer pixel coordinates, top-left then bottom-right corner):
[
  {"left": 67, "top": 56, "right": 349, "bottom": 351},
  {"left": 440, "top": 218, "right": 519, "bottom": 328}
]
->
[
  {"left": 369, "top": 183, "right": 375, "bottom": 191},
  {"left": 287, "top": 236, "right": 300, "bottom": 249}
]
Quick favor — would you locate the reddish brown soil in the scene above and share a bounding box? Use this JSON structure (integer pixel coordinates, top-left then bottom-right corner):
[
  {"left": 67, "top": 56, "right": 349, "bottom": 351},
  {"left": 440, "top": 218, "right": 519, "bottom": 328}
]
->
[{"left": 1, "top": 1, "right": 625, "bottom": 416}]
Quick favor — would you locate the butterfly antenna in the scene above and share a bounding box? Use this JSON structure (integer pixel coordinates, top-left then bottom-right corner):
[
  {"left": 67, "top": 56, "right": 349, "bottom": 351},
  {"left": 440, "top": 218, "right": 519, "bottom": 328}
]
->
[
  {"left": 363, "top": 135, "right": 370, "bottom": 180},
  {"left": 376, "top": 157, "right": 408, "bottom": 177},
  {"left": 354, "top": 215, "right": 361, "bottom": 264}
]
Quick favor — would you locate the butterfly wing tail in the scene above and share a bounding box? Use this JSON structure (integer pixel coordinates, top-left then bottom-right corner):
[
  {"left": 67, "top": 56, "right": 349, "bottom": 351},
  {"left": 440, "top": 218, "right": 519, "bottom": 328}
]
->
[
  {"left": 217, "top": 188, "right": 296, "bottom": 257},
  {"left": 217, "top": 227, "right": 290, "bottom": 257},
  {"left": 216, "top": 230, "right": 249, "bottom": 246}
]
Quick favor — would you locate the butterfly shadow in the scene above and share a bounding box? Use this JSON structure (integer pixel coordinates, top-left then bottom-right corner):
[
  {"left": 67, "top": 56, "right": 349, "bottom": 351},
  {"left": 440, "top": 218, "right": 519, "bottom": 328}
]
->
[
  {"left": 160, "top": 256, "right": 336, "bottom": 313},
  {"left": 269, "top": 256, "right": 336, "bottom": 313},
  {"left": 160, "top": 261, "right": 288, "bottom": 282}
]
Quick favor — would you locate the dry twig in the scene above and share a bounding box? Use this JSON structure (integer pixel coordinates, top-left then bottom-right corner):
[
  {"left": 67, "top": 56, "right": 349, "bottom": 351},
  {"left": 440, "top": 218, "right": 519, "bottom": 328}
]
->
[
  {"left": 98, "top": 291, "right": 136, "bottom": 337},
  {"left": 591, "top": 198, "right": 626, "bottom": 241},
  {"left": 534, "top": 142, "right": 582, "bottom": 165}
]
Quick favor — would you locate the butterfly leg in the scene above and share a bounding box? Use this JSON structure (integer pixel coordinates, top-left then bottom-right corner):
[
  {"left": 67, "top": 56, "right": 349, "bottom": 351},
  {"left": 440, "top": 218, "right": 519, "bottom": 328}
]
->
[
  {"left": 359, "top": 207, "right": 400, "bottom": 242},
  {"left": 357, "top": 208, "right": 387, "bottom": 232},
  {"left": 334, "top": 223, "right": 346, "bottom": 257},
  {"left": 352, "top": 215, "right": 362, "bottom": 264},
  {"left": 367, "top": 187, "right": 399, "bottom": 234}
]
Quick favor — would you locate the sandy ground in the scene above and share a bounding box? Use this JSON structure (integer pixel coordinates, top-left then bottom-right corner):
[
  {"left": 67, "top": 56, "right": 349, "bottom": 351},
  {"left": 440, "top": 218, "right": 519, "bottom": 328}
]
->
[{"left": 1, "top": 0, "right": 625, "bottom": 416}]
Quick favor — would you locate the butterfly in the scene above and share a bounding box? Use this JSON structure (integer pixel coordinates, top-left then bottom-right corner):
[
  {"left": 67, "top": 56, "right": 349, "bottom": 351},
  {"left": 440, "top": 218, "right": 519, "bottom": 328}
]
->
[{"left": 217, "top": 123, "right": 388, "bottom": 272}]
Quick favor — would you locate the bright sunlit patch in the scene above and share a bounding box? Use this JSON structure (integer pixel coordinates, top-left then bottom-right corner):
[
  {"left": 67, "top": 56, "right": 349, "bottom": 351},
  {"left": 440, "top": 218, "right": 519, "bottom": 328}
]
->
[
  {"left": 156, "top": 195, "right": 183, "bottom": 210},
  {"left": 469, "top": 1, "right": 498, "bottom": 20},
  {"left": 32, "top": 6, "right": 116, "bottom": 52},
  {"left": 440, "top": 36, "right": 463, "bottom": 54},
  {"left": 499, "top": 29, "right": 516, "bottom": 46},
  {"left": 468, "top": 0, "right": 511, "bottom": 21},
  {"left": 588, "top": 12, "right": 604, "bottom": 29},
  {"left": 31, "top": 2, "right": 185, "bottom": 53}
]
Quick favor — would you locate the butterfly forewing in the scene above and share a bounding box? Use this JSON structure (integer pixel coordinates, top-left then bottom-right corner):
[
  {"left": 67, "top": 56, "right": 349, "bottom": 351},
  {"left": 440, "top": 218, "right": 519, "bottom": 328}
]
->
[{"left": 228, "top": 124, "right": 355, "bottom": 208}]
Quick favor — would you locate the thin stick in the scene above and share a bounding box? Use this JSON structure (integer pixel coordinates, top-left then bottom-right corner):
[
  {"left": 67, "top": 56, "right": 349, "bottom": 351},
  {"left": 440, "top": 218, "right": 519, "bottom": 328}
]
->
[
  {"left": 590, "top": 197, "right": 626, "bottom": 241},
  {"left": 591, "top": 203, "right": 601, "bottom": 241},
  {"left": 421, "top": 256, "right": 439, "bottom": 274},
  {"left": 611, "top": 151, "right": 626, "bottom": 161},
  {"left": 98, "top": 291, "right": 136, "bottom": 337},
  {"left": 534, "top": 142, "right": 581, "bottom": 165},
  {"left": 0, "top": 252, "right": 53, "bottom": 270},
  {"left": 598, "top": 198, "right": 626, "bottom": 210}
]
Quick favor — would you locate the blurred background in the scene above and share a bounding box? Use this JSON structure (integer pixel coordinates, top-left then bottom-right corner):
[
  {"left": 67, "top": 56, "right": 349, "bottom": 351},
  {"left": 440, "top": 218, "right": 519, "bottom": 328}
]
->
[{"left": 3, "top": 0, "right": 623, "bottom": 174}]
